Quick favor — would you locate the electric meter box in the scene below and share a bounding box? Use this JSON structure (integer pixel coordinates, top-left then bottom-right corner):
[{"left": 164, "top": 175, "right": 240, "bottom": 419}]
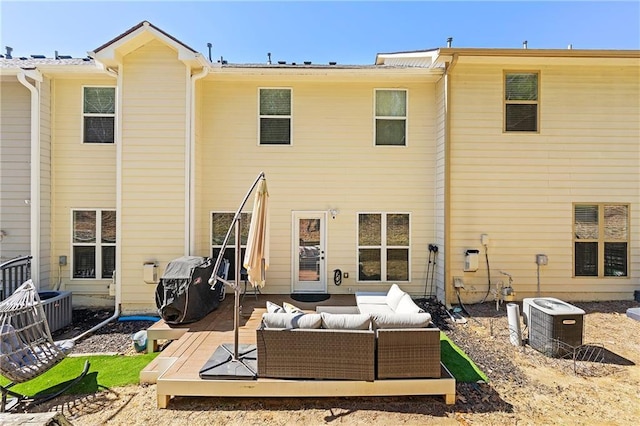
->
[{"left": 464, "top": 249, "right": 480, "bottom": 272}]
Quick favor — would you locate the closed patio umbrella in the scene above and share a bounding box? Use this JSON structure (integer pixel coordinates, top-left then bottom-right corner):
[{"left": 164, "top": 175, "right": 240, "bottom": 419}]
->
[
  {"left": 199, "top": 172, "right": 267, "bottom": 380},
  {"left": 243, "top": 177, "right": 269, "bottom": 289}
]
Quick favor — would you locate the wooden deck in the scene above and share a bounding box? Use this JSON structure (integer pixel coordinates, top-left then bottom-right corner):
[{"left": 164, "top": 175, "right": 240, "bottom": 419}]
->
[{"left": 141, "top": 293, "right": 456, "bottom": 408}]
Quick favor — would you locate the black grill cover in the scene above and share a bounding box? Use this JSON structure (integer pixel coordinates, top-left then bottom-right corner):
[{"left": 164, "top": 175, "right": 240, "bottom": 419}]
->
[{"left": 155, "top": 256, "right": 224, "bottom": 324}]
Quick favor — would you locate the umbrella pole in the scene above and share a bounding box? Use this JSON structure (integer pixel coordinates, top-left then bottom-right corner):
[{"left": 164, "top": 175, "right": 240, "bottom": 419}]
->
[{"left": 233, "top": 217, "right": 242, "bottom": 361}]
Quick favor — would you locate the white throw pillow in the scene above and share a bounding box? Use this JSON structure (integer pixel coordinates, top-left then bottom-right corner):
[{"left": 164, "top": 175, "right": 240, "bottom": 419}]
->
[
  {"left": 283, "top": 301, "right": 304, "bottom": 314},
  {"left": 394, "top": 293, "right": 424, "bottom": 314},
  {"left": 261, "top": 313, "right": 322, "bottom": 329},
  {"left": 320, "top": 313, "right": 371, "bottom": 330},
  {"left": 266, "top": 301, "right": 284, "bottom": 313},
  {"left": 386, "top": 283, "right": 406, "bottom": 311}
]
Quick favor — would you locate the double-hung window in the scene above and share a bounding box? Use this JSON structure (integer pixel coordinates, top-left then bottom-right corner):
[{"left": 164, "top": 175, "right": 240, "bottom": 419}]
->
[
  {"left": 83, "top": 86, "right": 116, "bottom": 143},
  {"left": 211, "top": 212, "right": 252, "bottom": 278},
  {"left": 259, "top": 88, "right": 291, "bottom": 145},
  {"left": 504, "top": 72, "right": 538, "bottom": 132},
  {"left": 358, "top": 213, "right": 410, "bottom": 282},
  {"left": 375, "top": 89, "right": 407, "bottom": 146},
  {"left": 574, "top": 204, "right": 629, "bottom": 277},
  {"left": 72, "top": 210, "right": 116, "bottom": 279}
]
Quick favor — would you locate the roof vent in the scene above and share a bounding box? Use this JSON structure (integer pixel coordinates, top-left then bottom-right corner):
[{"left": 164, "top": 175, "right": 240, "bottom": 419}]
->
[
  {"left": 447, "top": 37, "right": 453, "bottom": 48},
  {"left": 278, "top": 60, "right": 286, "bottom": 65},
  {"left": 567, "top": 44, "right": 573, "bottom": 50},
  {"left": 304, "top": 61, "right": 311, "bottom": 65},
  {"left": 58, "top": 55, "right": 72, "bottom": 59},
  {"left": 5, "top": 46, "right": 13, "bottom": 59},
  {"left": 522, "top": 40, "right": 528, "bottom": 49},
  {"left": 329, "top": 61, "right": 337, "bottom": 65},
  {"left": 267, "top": 52, "right": 272, "bottom": 65},
  {"left": 207, "top": 43, "right": 212, "bottom": 62},
  {"left": 19, "top": 57, "right": 27, "bottom": 60},
  {"left": 31, "top": 55, "right": 45, "bottom": 59}
]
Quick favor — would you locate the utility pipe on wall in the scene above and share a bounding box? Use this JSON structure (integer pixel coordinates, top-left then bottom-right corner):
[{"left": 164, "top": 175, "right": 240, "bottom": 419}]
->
[{"left": 17, "top": 69, "right": 43, "bottom": 289}]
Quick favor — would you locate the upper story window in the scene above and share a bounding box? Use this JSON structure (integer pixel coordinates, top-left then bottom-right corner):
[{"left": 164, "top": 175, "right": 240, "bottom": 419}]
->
[
  {"left": 504, "top": 72, "right": 538, "bottom": 132},
  {"left": 375, "top": 89, "right": 407, "bottom": 146},
  {"left": 259, "top": 88, "right": 291, "bottom": 145},
  {"left": 358, "top": 213, "right": 410, "bottom": 282},
  {"left": 574, "top": 204, "right": 628, "bottom": 277},
  {"left": 83, "top": 87, "right": 115, "bottom": 143},
  {"left": 211, "top": 212, "right": 251, "bottom": 278},
  {"left": 72, "top": 209, "right": 116, "bottom": 279}
]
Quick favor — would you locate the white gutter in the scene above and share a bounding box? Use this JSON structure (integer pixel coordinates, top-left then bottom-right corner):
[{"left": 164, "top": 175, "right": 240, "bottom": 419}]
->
[
  {"left": 17, "top": 69, "right": 43, "bottom": 290},
  {"left": 187, "top": 66, "right": 210, "bottom": 254}
]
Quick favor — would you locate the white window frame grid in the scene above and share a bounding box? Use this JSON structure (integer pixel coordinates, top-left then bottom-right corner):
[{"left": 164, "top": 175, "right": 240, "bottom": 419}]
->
[
  {"left": 81, "top": 85, "right": 117, "bottom": 144},
  {"left": 71, "top": 209, "right": 116, "bottom": 280},
  {"left": 258, "top": 87, "right": 293, "bottom": 146},
  {"left": 573, "top": 203, "right": 630, "bottom": 278},
  {"left": 503, "top": 71, "right": 540, "bottom": 133},
  {"left": 210, "top": 211, "right": 252, "bottom": 269},
  {"left": 356, "top": 212, "right": 411, "bottom": 283},
  {"left": 374, "top": 88, "right": 408, "bottom": 147}
]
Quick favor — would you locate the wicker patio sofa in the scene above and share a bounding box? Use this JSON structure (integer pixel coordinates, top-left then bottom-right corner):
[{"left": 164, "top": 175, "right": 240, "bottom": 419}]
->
[
  {"left": 256, "top": 325, "right": 376, "bottom": 381},
  {"left": 257, "top": 284, "right": 441, "bottom": 381}
]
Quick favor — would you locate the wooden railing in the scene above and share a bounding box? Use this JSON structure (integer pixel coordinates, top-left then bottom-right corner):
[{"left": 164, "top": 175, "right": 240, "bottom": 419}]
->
[{"left": 0, "top": 255, "right": 32, "bottom": 301}]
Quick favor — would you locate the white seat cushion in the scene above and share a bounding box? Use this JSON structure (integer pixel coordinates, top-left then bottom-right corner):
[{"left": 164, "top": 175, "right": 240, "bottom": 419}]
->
[
  {"left": 372, "top": 312, "right": 432, "bottom": 329},
  {"left": 320, "top": 313, "right": 371, "bottom": 330}
]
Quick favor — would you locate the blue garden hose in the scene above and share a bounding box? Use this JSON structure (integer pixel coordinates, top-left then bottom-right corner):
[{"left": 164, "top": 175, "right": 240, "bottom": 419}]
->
[{"left": 118, "top": 315, "right": 160, "bottom": 322}]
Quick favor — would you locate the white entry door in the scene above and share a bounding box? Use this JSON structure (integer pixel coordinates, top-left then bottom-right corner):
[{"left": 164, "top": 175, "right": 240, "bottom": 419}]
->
[{"left": 292, "top": 212, "right": 326, "bottom": 293}]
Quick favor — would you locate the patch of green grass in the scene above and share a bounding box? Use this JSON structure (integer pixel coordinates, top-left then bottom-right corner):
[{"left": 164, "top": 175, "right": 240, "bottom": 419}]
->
[
  {"left": 0, "top": 353, "right": 159, "bottom": 397},
  {"left": 441, "top": 332, "right": 489, "bottom": 383}
]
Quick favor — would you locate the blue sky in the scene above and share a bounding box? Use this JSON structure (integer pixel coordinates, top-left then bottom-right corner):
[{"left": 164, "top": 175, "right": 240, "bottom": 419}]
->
[{"left": 1, "top": 1, "right": 639, "bottom": 64}]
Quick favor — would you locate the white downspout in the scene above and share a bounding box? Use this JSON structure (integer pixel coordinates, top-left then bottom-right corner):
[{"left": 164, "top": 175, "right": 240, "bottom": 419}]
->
[
  {"left": 73, "top": 66, "right": 121, "bottom": 340},
  {"left": 188, "top": 66, "right": 210, "bottom": 255},
  {"left": 17, "top": 69, "right": 43, "bottom": 290}
]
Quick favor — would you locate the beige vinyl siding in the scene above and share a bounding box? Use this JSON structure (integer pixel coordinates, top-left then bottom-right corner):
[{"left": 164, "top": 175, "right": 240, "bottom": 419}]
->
[
  {"left": 0, "top": 81, "right": 31, "bottom": 262},
  {"left": 39, "top": 77, "right": 52, "bottom": 288},
  {"left": 197, "top": 78, "right": 438, "bottom": 296},
  {"left": 447, "top": 63, "right": 639, "bottom": 302},
  {"left": 51, "top": 77, "right": 116, "bottom": 294},
  {"left": 120, "top": 40, "right": 188, "bottom": 311}
]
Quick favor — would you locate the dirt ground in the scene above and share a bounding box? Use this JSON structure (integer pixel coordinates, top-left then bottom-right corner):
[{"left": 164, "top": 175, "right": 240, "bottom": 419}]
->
[{"left": 25, "top": 300, "right": 640, "bottom": 425}]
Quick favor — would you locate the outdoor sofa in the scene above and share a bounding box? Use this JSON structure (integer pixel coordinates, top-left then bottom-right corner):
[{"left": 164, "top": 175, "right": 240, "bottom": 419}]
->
[{"left": 256, "top": 284, "right": 441, "bottom": 381}]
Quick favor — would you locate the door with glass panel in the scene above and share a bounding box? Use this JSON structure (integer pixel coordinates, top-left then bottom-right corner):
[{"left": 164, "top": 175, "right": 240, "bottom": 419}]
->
[{"left": 292, "top": 212, "right": 326, "bottom": 293}]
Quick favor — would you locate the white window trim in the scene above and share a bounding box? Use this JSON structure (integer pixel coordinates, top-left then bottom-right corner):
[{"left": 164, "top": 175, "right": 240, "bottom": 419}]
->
[
  {"left": 503, "top": 71, "right": 540, "bottom": 133},
  {"left": 70, "top": 208, "right": 116, "bottom": 280},
  {"left": 373, "top": 88, "right": 408, "bottom": 147},
  {"left": 210, "top": 211, "right": 252, "bottom": 258},
  {"left": 81, "top": 85, "right": 117, "bottom": 144},
  {"left": 356, "top": 212, "right": 411, "bottom": 283},
  {"left": 258, "top": 87, "right": 293, "bottom": 146}
]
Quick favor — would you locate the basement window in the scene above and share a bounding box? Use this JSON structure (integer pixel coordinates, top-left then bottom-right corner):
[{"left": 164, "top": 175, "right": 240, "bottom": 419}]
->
[{"left": 83, "top": 86, "right": 116, "bottom": 143}]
